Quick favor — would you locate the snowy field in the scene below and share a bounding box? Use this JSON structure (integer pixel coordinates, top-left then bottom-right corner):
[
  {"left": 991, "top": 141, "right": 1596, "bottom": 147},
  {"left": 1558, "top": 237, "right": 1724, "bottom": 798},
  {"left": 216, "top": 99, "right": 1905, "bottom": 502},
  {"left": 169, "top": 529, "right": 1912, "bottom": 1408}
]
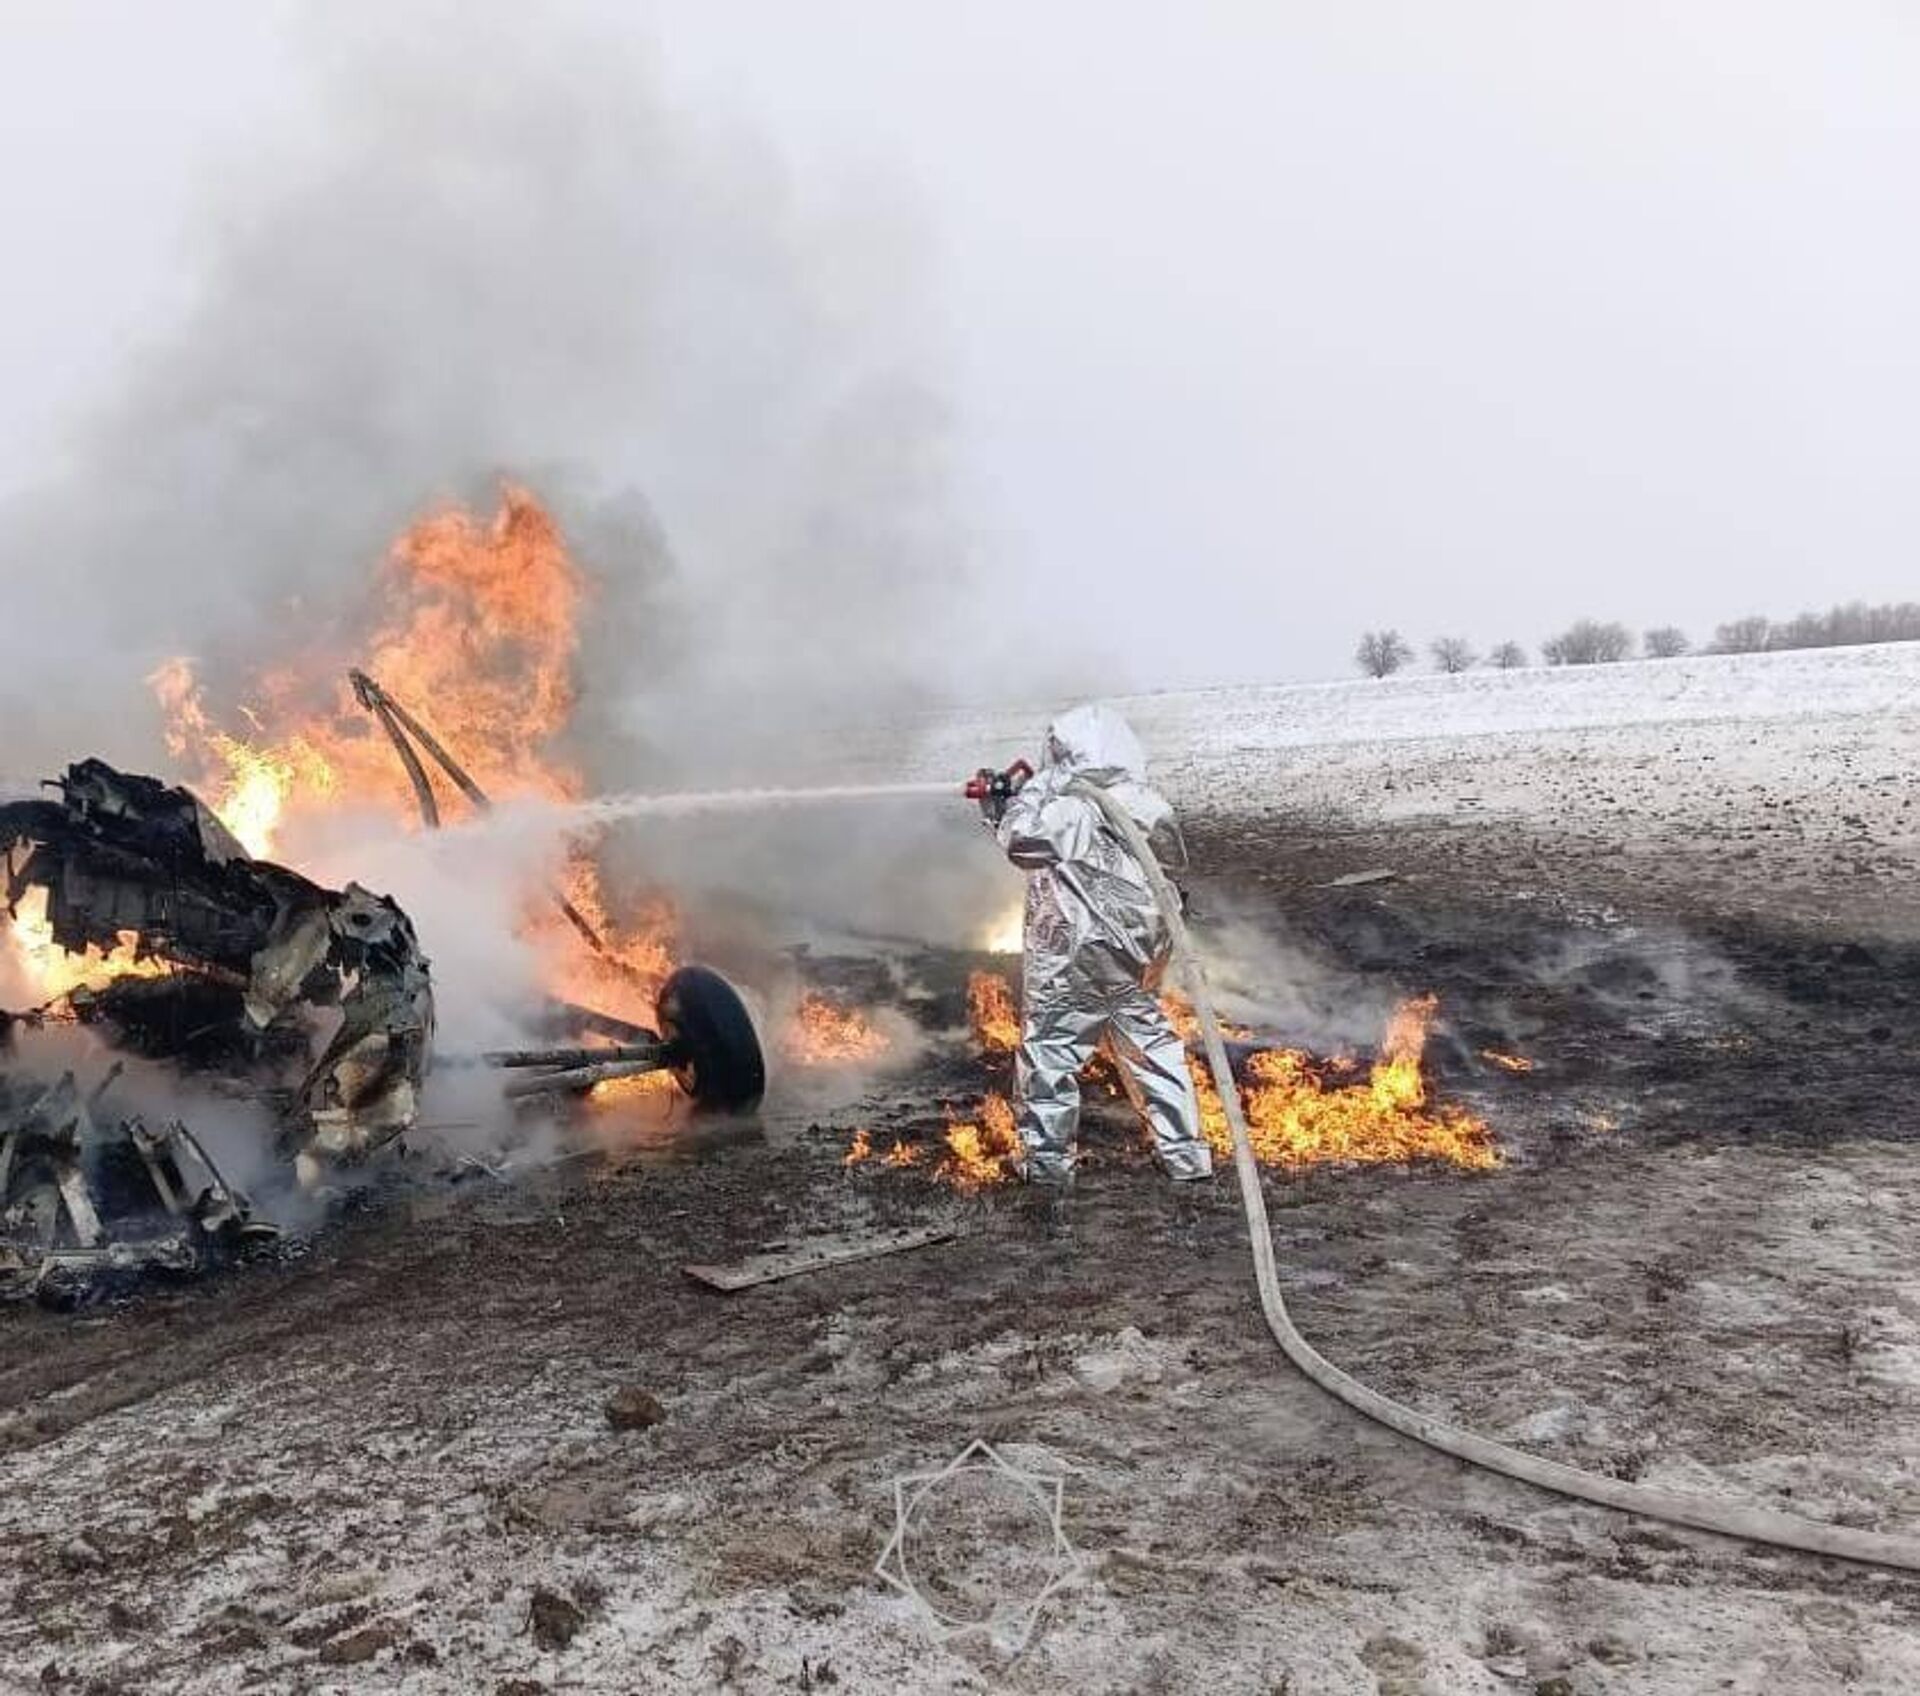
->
[{"left": 830, "top": 640, "right": 1920, "bottom": 775}]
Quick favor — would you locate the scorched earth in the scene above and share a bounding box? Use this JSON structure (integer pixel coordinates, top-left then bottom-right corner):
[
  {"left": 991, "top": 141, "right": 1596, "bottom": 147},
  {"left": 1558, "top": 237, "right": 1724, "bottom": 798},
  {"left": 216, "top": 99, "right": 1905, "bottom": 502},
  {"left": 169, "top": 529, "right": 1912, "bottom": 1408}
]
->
[{"left": 5, "top": 645, "right": 1920, "bottom": 1695}]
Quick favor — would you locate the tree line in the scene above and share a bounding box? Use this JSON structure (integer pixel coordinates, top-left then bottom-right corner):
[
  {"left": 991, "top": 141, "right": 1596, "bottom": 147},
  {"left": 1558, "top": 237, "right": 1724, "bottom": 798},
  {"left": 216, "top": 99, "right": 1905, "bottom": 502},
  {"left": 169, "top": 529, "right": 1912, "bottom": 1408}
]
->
[{"left": 1354, "top": 600, "right": 1920, "bottom": 679}]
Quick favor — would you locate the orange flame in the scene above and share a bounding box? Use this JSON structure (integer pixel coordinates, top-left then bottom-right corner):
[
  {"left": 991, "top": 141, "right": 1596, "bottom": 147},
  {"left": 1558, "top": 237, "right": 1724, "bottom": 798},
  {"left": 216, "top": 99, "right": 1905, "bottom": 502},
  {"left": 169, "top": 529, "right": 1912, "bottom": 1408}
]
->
[
  {"left": 589, "top": 1069, "right": 678, "bottom": 1106},
  {"left": 1162, "top": 989, "right": 1254, "bottom": 1045},
  {"left": 148, "top": 658, "right": 340, "bottom": 860},
  {"left": 1479, "top": 1048, "right": 1534, "bottom": 1074},
  {"left": 1191, "top": 995, "right": 1498, "bottom": 1170},
  {"left": 841, "top": 1129, "right": 920, "bottom": 1168},
  {"left": 2, "top": 885, "right": 173, "bottom": 1003},
  {"left": 961, "top": 973, "right": 1493, "bottom": 1174},
  {"left": 781, "top": 993, "right": 889, "bottom": 1066},
  {"left": 6, "top": 489, "right": 676, "bottom": 1028},
  {"left": 939, "top": 1092, "right": 1021, "bottom": 1191},
  {"left": 840, "top": 1093, "right": 1021, "bottom": 1190},
  {"left": 128, "top": 489, "right": 678, "bottom": 1031},
  {"left": 968, "top": 971, "right": 1020, "bottom": 1056},
  {"left": 152, "top": 489, "right": 588, "bottom": 856},
  {"left": 546, "top": 863, "right": 677, "bottom": 1027}
]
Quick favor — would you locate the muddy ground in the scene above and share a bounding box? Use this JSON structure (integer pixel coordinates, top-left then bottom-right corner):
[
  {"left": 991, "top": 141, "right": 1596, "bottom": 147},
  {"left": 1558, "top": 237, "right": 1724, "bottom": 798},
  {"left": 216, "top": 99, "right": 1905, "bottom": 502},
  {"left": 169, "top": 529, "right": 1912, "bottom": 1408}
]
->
[{"left": 5, "top": 714, "right": 1920, "bottom": 1696}]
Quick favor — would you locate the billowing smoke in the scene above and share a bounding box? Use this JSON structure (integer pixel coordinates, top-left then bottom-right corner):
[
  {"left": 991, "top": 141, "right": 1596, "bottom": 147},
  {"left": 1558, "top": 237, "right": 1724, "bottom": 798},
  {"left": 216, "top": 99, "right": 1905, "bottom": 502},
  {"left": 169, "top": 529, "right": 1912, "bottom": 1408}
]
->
[
  {"left": 0, "top": 0, "right": 1029, "bottom": 1001},
  {"left": 2, "top": 2, "right": 972, "bottom": 786}
]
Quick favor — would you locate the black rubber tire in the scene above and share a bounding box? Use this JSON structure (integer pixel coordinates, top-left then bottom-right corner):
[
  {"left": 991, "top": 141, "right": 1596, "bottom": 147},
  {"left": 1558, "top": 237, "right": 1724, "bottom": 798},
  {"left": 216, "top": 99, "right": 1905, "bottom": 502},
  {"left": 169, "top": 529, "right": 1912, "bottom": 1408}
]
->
[{"left": 656, "top": 966, "right": 766, "bottom": 1113}]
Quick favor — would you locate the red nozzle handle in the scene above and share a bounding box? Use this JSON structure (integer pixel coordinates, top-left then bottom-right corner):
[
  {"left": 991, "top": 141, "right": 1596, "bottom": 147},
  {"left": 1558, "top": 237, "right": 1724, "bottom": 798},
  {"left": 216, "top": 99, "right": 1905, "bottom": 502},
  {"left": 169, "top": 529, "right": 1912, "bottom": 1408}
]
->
[
  {"left": 960, "top": 760, "right": 1036, "bottom": 806},
  {"left": 963, "top": 758, "right": 1034, "bottom": 801}
]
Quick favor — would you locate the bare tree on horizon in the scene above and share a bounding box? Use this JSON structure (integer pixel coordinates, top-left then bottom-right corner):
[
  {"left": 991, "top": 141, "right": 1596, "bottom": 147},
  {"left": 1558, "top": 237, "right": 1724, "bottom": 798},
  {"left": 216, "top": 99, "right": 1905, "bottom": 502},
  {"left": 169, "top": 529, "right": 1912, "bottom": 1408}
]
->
[
  {"left": 1542, "top": 619, "right": 1635, "bottom": 665},
  {"left": 1355, "top": 630, "right": 1413, "bottom": 678},
  {"left": 1710, "top": 602, "right": 1920, "bottom": 655}
]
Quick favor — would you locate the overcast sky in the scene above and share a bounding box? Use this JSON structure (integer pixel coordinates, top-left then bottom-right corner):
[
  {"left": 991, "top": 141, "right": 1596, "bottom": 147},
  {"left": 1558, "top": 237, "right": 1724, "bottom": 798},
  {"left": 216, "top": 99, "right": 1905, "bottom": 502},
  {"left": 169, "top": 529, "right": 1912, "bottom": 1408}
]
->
[{"left": 3, "top": 2, "right": 1916, "bottom": 695}]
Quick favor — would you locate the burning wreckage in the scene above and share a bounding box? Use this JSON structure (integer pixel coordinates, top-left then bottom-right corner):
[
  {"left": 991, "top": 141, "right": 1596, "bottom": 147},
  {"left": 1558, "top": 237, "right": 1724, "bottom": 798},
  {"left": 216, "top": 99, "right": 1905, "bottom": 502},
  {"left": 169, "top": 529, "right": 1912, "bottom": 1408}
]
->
[
  {"left": 1, "top": 685, "right": 766, "bottom": 1303},
  {"left": 0, "top": 757, "right": 428, "bottom": 1298}
]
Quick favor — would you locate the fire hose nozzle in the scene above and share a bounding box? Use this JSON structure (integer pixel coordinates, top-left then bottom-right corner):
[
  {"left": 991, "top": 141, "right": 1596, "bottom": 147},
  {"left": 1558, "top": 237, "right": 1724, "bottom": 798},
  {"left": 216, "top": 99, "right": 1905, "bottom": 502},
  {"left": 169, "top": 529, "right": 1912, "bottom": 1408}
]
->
[{"left": 964, "top": 759, "right": 1033, "bottom": 822}]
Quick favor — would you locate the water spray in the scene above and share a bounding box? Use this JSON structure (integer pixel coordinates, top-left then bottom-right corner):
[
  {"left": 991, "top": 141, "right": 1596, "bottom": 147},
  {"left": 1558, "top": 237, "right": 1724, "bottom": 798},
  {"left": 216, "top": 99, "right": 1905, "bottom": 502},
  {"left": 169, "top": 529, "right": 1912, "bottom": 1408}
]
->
[{"left": 563, "top": 779, "right": 955, "bottom": 825}]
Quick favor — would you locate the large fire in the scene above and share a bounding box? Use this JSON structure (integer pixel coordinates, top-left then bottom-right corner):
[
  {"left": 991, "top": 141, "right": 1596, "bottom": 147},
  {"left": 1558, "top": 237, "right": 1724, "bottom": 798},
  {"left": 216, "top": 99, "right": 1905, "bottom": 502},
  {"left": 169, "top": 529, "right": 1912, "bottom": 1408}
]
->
[
  {"left": 1190, "top": 993, "right": 1499, "bottom": 1170},
  {"left": 156, "top": 489, "right": 587, "bottom": 850},
  {"left": 0, "top": 885, "right": 172, "bottom": 1005},
  {"left": 5, "top": 488, "right": 676, "bottom": 1036},
  {"left": 942, "top": 970, "right": 1498, "bottom": 1177},
  {"left": 148, "top": 660, "right": 340, "bottom": 861}
]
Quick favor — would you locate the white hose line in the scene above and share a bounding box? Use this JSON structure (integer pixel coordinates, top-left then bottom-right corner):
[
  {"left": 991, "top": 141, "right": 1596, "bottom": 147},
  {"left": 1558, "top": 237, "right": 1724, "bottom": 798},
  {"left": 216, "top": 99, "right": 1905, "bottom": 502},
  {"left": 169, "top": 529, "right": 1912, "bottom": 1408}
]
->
[{"left": 1068, "top": 778, "right": 1920, "bottom": 1573}]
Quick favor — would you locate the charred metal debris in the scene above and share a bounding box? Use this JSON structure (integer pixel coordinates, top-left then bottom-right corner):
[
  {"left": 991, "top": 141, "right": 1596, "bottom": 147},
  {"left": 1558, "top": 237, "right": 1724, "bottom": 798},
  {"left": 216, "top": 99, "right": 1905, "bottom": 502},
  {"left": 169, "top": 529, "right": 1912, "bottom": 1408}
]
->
[
  {"left": 2, "top": 668, "right": 769, "bottom": 1301},
  {"left": 1, "top": 759, "right": 433, "bottom": 1299}
]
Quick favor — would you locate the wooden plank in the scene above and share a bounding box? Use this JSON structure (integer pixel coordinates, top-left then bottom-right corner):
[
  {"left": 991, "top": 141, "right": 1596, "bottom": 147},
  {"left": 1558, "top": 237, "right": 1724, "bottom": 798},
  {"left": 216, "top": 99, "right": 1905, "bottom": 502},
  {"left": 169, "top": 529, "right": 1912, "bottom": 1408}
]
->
[
  {"left": 1321, "top": 867, "right": 1399, "bottom": 889},
  {"left": 684, "top": 1224, "right": 955, "bottom": 1292}
]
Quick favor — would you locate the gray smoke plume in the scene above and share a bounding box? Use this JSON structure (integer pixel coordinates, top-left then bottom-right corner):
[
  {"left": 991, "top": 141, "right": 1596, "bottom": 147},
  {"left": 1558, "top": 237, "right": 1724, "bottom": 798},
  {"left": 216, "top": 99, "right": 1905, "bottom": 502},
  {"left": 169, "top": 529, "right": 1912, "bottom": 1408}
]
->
[{"left": 2, "top": 2, "right": 971, "bottom": 786}]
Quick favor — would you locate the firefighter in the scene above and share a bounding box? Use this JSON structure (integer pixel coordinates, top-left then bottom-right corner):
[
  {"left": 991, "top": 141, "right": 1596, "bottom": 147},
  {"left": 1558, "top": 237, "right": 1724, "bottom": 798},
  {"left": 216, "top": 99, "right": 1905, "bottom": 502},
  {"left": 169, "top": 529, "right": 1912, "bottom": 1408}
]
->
[{"left": 975, "top": 704, "right": 1213, "bottom": 1188}]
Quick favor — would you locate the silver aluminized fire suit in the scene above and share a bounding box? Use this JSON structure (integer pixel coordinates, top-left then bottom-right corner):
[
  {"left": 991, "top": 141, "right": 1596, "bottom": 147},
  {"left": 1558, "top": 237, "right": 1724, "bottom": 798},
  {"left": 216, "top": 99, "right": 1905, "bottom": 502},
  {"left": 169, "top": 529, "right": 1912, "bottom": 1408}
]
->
[{"left": 993, "top": 705, "right": 1213, "bottom": 1186}]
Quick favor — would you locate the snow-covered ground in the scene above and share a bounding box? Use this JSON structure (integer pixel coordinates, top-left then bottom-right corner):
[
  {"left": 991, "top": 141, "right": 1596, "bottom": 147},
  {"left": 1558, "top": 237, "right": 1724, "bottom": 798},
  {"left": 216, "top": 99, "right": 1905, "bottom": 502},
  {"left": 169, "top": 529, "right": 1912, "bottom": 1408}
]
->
[
  {"left": 846, "top": 641, "right": 1920, "bottom": 776},
  {"left": 1127, "top": 640, "right": 1920, "bottom": 748}
]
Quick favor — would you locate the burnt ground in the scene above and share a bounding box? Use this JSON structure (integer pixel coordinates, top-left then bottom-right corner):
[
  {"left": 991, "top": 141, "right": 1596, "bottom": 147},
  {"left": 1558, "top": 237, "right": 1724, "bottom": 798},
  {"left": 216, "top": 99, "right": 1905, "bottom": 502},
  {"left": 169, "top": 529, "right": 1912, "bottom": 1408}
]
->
[{"left": 5, "top": 791, "right": 1920, "bottom": 1695}]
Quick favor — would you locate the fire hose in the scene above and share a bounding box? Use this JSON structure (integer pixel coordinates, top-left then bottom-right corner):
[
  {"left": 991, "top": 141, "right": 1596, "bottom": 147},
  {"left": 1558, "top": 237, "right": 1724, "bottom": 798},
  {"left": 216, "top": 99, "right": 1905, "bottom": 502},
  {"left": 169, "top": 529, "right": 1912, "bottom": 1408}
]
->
[{"left": 1067, "top": 776, "right": 1920, "bottom": 1574}]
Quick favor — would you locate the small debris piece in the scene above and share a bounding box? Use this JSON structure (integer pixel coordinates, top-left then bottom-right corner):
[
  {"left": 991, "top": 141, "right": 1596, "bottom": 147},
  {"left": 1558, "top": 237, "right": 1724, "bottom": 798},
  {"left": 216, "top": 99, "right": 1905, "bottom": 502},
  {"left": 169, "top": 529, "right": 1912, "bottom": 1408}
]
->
[
  {"left": 1321, "top": 868, "right": 1399, "bottom": 889},
  {"left": 1359, "top": 1634, "right": 1428, "bottom": 1696},
  {"left": 319, "top": 1624, "right": 396, "bottom": 1666},
  {"left": 684, "top": 1224, "right": 955, "bottom": 1292},
  {"left": 528, "top": 1587, "right": 586, "bottom": 1651},
  {"left": 55, "top": 1536, "right": 104, "bottom": 1573},
  {"left": 604, "top": 1387, "right": 666, "bottom": 1432},
  {"left": 1071, "top": 1326, "right": 1166, "bottom": 1395}
]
